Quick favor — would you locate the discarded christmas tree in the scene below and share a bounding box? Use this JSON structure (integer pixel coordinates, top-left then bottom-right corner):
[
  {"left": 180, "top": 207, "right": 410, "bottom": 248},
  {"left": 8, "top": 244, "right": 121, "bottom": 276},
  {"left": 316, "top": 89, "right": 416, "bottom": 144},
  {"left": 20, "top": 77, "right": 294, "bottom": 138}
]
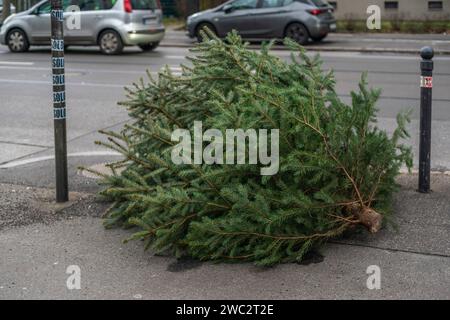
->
[{"left": 93, "top": 30, "right": 412, "bottom": 266}]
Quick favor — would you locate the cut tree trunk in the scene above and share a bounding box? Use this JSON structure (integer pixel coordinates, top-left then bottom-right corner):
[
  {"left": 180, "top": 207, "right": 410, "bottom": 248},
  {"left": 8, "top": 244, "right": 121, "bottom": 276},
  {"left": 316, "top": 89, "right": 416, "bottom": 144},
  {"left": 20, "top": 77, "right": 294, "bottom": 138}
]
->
[{"left": 347, "top": 203, "right": 383, "bottom": 233}]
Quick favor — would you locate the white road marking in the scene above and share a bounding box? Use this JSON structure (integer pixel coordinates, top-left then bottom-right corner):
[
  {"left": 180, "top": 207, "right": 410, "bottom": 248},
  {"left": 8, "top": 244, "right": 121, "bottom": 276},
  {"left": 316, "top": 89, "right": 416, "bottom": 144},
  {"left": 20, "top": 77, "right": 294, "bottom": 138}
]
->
[
  {"left": 0, "top": 151, "right": 122, "bottom": 169},
  {"left": 0, "top": 78, "right": 126, "bottom": 88},
  {"left": 166, "top": 55, "right": 186, "bottom": 59},
  {"left": 0, "top": 61, "right": 34, "bottom": 66},
  {"left": 0, "top": 65, "right": 149, "bottom": 74},
  {"left": 0, "top": 64, "right": 184, "bottom": 74}
]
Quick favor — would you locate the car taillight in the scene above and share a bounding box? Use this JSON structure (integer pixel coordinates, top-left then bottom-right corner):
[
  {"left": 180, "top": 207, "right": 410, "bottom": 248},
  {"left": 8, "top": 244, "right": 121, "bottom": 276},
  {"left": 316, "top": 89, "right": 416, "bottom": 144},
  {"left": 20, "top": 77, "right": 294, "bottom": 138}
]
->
[
  {"left": 124, "top": 0, "right": 132, "bottom": 13},
  {"left": 308, "top": 9, "right": 326, "bottom": 15}
]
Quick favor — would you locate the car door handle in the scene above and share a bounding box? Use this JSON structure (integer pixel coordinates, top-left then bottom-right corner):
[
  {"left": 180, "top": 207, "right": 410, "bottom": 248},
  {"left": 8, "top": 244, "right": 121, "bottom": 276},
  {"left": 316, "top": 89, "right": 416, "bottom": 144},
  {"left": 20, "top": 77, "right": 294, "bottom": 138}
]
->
[{"left": 95, "top": 15, "right": 103, "bottom": 19}]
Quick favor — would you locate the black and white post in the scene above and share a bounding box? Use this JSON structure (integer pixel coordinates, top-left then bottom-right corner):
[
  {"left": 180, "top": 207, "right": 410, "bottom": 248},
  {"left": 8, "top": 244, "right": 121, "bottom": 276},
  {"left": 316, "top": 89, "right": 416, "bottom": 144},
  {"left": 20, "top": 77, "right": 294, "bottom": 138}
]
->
[
  {"left": 51, "top": 0, "right": 68, "bottom": 202},
  {"left": 418, "top": 46, "right": 434, "bottom": 194}
]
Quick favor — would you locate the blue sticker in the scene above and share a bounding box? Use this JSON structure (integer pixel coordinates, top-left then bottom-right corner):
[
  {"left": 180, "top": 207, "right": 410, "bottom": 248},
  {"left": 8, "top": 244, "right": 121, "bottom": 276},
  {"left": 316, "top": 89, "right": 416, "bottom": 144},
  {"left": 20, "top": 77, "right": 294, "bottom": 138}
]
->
[
  {"left": 54, "top": 107, "right": 67, "bottom": 120},
  {"left": 51, "top": 10, "right": 64, "bottom": 21},
  {"left": 51, "top": 39, "right": 64, "bottom": 51},
  {"left": 53, "top": 91, "right": 66, "bottom": 103},
  {"left": 52, "top": 57, "right": 65, "bottom": 69},
  {"left": 53, "top": 74, "right": 65, "bottom": 86}
]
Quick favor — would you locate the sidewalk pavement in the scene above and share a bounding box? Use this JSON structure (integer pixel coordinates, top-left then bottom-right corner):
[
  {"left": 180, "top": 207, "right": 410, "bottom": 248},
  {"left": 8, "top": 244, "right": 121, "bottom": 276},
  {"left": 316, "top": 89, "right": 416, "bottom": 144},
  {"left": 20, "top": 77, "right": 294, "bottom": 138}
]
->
[
  {"left": 161, "top": 30, "right": 450, "bottom": 55},
  {"left": 0, "top": 160, "right": 449, "bottom": 299}
]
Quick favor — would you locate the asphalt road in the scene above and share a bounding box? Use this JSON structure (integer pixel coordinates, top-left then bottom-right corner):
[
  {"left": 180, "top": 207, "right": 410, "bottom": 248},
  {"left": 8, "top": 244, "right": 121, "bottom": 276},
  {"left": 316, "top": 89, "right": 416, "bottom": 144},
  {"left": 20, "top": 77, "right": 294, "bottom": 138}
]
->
[{"left": 0, "top": 43, "right": 450, "bottom": 179}]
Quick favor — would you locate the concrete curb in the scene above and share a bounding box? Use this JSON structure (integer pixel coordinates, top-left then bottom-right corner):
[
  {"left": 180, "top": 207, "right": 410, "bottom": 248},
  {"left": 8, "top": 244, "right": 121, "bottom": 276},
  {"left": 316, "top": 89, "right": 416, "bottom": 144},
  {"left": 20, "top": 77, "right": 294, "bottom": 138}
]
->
[{"left": 159, "top": 42, "right": 450, "bottom": 55}]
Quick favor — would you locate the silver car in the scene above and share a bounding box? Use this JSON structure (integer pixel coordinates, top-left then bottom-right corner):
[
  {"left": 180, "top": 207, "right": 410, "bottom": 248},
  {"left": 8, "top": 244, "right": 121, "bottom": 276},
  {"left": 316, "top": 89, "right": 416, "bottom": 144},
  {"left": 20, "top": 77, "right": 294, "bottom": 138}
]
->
[
  {"left": 187, "top": 0, "right": 336, "bottom": 45},
  {"left": 0, "top": 0, "right": 165, "bottom": 54}
]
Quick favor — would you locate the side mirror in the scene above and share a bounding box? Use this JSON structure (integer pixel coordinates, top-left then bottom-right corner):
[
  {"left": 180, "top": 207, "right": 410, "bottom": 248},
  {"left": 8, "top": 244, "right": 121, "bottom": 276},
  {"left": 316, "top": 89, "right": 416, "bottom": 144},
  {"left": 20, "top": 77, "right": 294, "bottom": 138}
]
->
[{"left": 223, "top": 4, "right": 234, "bottom": 14}]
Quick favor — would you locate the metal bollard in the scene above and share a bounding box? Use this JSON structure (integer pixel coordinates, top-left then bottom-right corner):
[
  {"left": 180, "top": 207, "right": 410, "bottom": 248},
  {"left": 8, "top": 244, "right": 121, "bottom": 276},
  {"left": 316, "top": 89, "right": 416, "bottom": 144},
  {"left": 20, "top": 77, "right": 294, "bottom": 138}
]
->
[
  {"left": 418, "top": 46, "right": 434, "bottom": 193},
  {"left": 51, "top": 0, "right": 69, "bottom": 202}
]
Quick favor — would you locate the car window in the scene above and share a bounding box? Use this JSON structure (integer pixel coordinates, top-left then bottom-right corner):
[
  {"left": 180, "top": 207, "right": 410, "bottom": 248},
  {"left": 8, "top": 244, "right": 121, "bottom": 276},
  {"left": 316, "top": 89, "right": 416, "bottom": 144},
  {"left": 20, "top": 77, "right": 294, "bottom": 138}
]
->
[
  {"left": 37, "top": 1, "right": 52, "bottom": 14},
  {"left": 261, "top": 0, "right": 283, "bottom": 8},
  {"left": 100, "top": 0, "right": 117, "bottom": 9},
  {"left": 309, "top": 0, "right": 329, "bottom": 7},
  {"left": 63, "top": 0, "right": 77, "bottom": 10},
  {"left": 262, "top": 0, "right": 297, "bottom": 8},
  {"left": 77, "top": 0, "right": 101, "bottom": 11},
  {"left": 131, "top": 0, "right": 159, "bottom": 10},
  {"left": 231, "top": 0, "right": 259, "bottom": 10},
  {"left": 37, "top": 0, "right": 83, "bottom": 14},
  {"left": 68, "top": 0, "right": 116, "bottom": 10}
]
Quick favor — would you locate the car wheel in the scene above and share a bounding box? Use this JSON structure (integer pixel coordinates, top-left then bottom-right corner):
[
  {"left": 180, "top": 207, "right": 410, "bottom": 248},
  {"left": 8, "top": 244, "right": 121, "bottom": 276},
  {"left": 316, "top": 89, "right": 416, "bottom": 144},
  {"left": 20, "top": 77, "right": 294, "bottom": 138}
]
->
[
  {"left": 7, "top": 29, "right": 29, "bottom": 53},
  {"left": 99, "top": 30, "right": 123, "bottom": 55},
  {"left": 285, "top": 23, "right": 309, "bottom": 45},
  {"left": 195, "top": 22, "right": 216, "bottom": 42},
  {"left": 311, "top": 34, "right": 327, "bottom": 42},
  {"left": 138, "top": 42, "right": 159, "bottom": 52}
]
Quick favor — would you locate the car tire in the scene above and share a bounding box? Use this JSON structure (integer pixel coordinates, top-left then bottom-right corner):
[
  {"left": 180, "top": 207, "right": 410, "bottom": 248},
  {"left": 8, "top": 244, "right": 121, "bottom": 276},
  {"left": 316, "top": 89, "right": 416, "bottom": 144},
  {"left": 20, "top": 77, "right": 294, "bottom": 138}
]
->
[
  {"left": 138, "top": 42, "right": 159, "bottom": 52},
  {"left": 311, "top": 34, "right": 327, "bottom": 42},
  {"left": 6, "top": 29, "right": 30, "bottom": 53},
  {"left": 195, "top": 22, "right": 216, "bottom": 42},
  {"left": 285, "top": 23, "right": 310, "bottom": 45},
  {"left": 98, "top": 30, "right": 123, "bottom": 55}
]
